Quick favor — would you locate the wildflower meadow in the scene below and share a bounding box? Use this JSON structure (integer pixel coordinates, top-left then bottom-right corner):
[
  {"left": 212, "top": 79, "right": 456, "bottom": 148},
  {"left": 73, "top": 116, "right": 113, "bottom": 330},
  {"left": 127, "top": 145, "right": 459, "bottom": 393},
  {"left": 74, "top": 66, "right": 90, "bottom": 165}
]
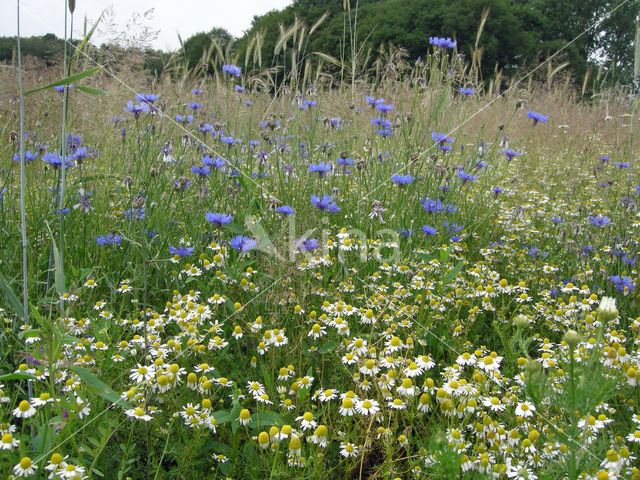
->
[{"left": 1, "top": 4, "right": 640, "bottom": 480}]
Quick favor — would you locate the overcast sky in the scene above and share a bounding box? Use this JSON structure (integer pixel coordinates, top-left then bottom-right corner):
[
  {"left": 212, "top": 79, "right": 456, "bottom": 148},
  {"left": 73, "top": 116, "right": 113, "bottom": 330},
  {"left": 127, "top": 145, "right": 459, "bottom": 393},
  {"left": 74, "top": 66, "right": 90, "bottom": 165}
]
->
[{"left": 3, "top": 0, "right": 293, "bottom": 51}]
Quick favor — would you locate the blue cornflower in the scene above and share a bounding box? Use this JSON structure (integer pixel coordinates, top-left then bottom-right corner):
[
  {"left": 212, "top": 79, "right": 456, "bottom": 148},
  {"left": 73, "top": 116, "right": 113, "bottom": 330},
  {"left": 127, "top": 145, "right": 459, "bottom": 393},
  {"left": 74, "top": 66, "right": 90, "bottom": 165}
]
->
[
  {"left": 135, "top": 93, "right": 159, "bottom": 103},
  {"left": 188, "top": 102, "right": 202, "bottom": 110},
  {"left": 443, "top": 221, "right": 463, "bottom": 233},
  {"left": 229, "top": 235, "right": 257, "bottom": 253},
  {"left": 376, "top": 103, "right": 393, "bottom": 113},
  {"left": 191, "top": 88, "right": 203, "bottom": 95},
  {"left": 200, "top": 123, "right": 213, "bottom": 133},
  {"left": 123, "top": 208, "right": 145, "bottom": 220},
  {"left": 610, "top": 275, "right": 635, "bottom": 293},
  {"left": 613, "top": 161, "right": 630, "bottom": 168},
  {"left": 391, "top": 174, "right": 414, "bottom": 185},
  {"left": 397, "top": 228, "right": 414, "bottom": 238},
  {"left": 13, "top": 150, "right": 38, "bottom": 163},
  {"left": 42, "top": 152, "right": 64, "bottom": 167},
  {"left": 176, "top": 114, "right": 193, "bottom": 124},
  {"left": 337, "top": 157, "right": 353, "bottom": 167},
  {"left": 431, "top": 132, "right": 455, "bottom": 151},
  {"left": 492, "top": 186, "right": 503, "bottom": 195},
  {"left": 299, "top": 99, "right": 317, "bottom": 110},
  {"left": 56, "top": 207, "right": 70, "bottom": 214},
  {"left": 311, "top": 194, "right": 340, "bottom": 213},
  {"left": 309, "top": 162, "right": 332, "bottom": 176},
  {"left": 277, "top": 205, "right": 295, "bottom": 215},
  {"left": 429, "top": 36, "right": 456, "bottom": 49},
  {"left": 220, "top": 136, "right": 237, "bottom": 146},
  {"left": 222, "top": 64, "right": 241, "bottom": 76},
  {"left": 191, "top": 165, "right": 211, "bottom": 176},
  {"left": 234, "top": 85, "right": 245, "bottom": 92},
  {"left": 297, "top": 238, "right": 319, "bottom": 251},
  {"left": 422, "top": 225, "right": 437, "bottom": 235},
  {"left": 124, "top": 100, "right": 149, "bottom": 116},
  {"left": 206, "top": 212, "right": 233, "bottom": 226},
  {"left": 588, "top": 214, "right": 611, "bottom": 227},
  {"left": 599, "top": 155, "right": 610, "bottom": 162},
  {"left": 526, "top": 110, "right": 548, "bottom": 124},
  {"left": 371, "top": 117, "right": 393, "bottom": 129},
  {"left": 459, "top": 87, "right": 474, "bottom": 95},
  {"left": 502, "top": 148, "right": 522, "bottom": 160},
  {"left": 66, "top": 134, "right": 82, "bottom": 150},
  {"left": 97, "top": 233, "right": 122, "bottom": 246},
  {"left": 457, "top": 170, "right": 478, "bottom": 182},
  {"left": 202, "top": 155, "right": 225, "bottom": 169},
  {"left": 328, "top": 118, "right": 343, "bottom": 129},
  {"left": 421, "top": 197, "right": 456, "bottom": 213},
  {"left": 53, "top": 84, "right": 73, "bottom": 92},
  {"left": 169, "top": 246, "right": 194, "bottom": 257},
  {"left": 71, "top": 146, "right": 92, "bottom": 164},
  {"left": 0, "top": 186, "right": 6, "bottom": 202}
]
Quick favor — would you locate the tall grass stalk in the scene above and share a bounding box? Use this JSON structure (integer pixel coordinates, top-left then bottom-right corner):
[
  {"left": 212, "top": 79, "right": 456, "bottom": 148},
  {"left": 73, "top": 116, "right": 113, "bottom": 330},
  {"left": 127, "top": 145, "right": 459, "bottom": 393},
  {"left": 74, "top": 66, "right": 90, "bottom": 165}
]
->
[{"left": 16, "top": 1, "right": 28, "bottom": 324}]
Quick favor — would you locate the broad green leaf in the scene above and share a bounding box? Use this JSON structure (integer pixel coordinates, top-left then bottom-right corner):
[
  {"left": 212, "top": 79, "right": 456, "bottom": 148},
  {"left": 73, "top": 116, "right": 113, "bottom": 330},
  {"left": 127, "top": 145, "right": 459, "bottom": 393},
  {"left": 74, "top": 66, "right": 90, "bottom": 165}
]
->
[
  {"left": 318, "top": 340, "right": 338, "bottom": 354},
  {"left": 69, "top": 367, "right": 132, "bottom": 409},
  {"left": 24, "top": 66, "right": 102, "bottom": 95},
  {"left": 0, "top": 269, "right": 25, "bottom": 319},
  {"left": 439, "top": 247, "right": 450, "bottom": 264},
  {"left": 211, "top": 410, "right": 231, "bottom": 425},
  {"left": 75, "top": 86, "right": 106, "bottom": 95},
  {"left": 248, "top": 411, "right": 282, "bottom": 429},
  {"left": 442, "top": 260, "right": 464, "bottom": 287},
  {"left": 51, "top": 237, "right": 65, "bottom": 296},
  {"left": 0, "top": 372, "right": 37, "bottom": 381}
]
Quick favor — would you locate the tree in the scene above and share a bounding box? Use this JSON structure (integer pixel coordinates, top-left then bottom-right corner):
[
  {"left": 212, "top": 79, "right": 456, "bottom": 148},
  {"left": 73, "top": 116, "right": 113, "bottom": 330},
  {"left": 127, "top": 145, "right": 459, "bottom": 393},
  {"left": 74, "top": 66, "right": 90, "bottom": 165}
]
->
[{"left": 181, "top": 27, "right": 234, "bottom": 71}]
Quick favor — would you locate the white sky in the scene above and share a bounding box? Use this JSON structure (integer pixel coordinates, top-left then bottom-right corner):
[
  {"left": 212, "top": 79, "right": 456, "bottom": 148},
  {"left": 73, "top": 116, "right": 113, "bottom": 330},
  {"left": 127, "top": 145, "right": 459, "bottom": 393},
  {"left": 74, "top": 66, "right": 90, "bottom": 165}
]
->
[{"left": 4, "top": 0, "right": 293, "bottom": 51}]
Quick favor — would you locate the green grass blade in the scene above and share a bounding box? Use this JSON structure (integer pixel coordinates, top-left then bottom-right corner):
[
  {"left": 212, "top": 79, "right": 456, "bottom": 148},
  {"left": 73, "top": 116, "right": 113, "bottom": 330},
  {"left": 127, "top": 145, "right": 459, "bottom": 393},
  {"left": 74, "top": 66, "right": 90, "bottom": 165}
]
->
[
  {"left": 24, "top": 66, "right": 102, "bottom": 95},
  {"left": 0, "top": 269, "right": 25, "bottom": 319}
]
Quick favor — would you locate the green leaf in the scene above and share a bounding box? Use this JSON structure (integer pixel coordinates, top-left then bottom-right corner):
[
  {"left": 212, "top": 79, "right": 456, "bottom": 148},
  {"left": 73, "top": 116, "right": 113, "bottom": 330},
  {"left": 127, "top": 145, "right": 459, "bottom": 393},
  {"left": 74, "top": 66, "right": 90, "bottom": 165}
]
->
[
  {"left": 318, "top": 340, "right": 338, "bottom": 354},
  {"left": 0, "top": 372, "right": 37, "bottom": 381},
  {"left": 248, "top": 411, "right": 282, "bottom": 429},
  {"left": 442, "top": 260, "right": 464, "bottom": 287},
  {"left": 71, "top": 11, "right": 103, "bottom": 63},
  {"left": 69, "top": 367, "right": 132, "bottom": 409},
  {"left": 24, "top": 66, "right": 102, "bottom": 95},
  {"left": 416, "top": 252, "right": 435, "bottom": 263},
  {"left": 211, "top": 410, "right": 231, "bottom": 425},
  {"left": 0, "top": 269, "right": 25, "bottom": 319},
  {"left": 75, "top": 86, "right": 106, "bottom": 95},
  {"left": 439, "top": 247, "right": 450, "bottom": 264},
  {"left": 227, "top": 223, "right": 245, "bottom": 235},
  {"left": 51, "top": 237, "right": 65, "bottom": 296}
]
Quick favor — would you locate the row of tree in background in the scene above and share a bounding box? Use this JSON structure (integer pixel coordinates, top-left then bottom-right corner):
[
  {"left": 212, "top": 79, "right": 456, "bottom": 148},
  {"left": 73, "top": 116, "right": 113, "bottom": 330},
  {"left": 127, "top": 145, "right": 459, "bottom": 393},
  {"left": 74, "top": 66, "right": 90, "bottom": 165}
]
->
[{"left": 1, "top": 0, "right": 638, "bottom": 86}]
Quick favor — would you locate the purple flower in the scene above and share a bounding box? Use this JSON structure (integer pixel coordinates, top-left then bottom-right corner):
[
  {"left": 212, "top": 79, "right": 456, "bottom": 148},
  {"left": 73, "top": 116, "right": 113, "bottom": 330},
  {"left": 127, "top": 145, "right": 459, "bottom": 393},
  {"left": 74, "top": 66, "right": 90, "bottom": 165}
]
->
[
  {"left": 13, "top": 150, "right": 38, "bottom": 163},
  {"left": 191, "top": 88, "right": 203, "bottom": 95},
  {"left": 135, "top": 93, "right": 159, "bottom": 103},
  {"left": 169, "top": 246, "right": 194, "bottom": 257},
  {"left": 222, "top": 64, "right": 241, "bottom": 76},
  {"left": 296, "top": 238, "right": 319, "bottom": 251},
  {"left": 492, "top": 186, "right": 503, "bottom": 195},
  {"left": 588, "top": 214, "right": 611, "bottom": 227},
  {"left": 613, "top": 161, "right": 630, "bottom": 169},
  {"left": 124, "top": 101, "right": 149, "bottom": 116},
  {"left": 457, "top": 170, "right": 478, "bottom": 182},
  {"left": 202, "top": 155, "right": 225, "bottom": 169},
  {"left": 176, "top": 114, "right": 193, "bottom": 124},
  {"left": 206, "top": 212, "right": 233, "bottom": 226},
  {"left": 429, "top": 37, "right": 457, "bottom": 49},
  {"left": 502, "top": 148, "right": 522, "bottom": 160},
  {"left": 599, "top": 155, "right": 610, "bottom": 162},
  {"left": 391, "top": 174, "right": 414, "bottom": 185},
  {"left": 526, "top": 110, "right": 548, "bottom": 124},
  {"left": 191, "top": 165, "right": 211, "bottom": 176},
  {"left": 188, "top": 102, "right": 202, "bottom": 110},
  {"left": 276, "top": 205, "right": 294, "bottom": 215},
  {"left": 422, "top": 225, "right": 437, "bottom": 235},
  {"left": 229, "top": 235, "right": 257, "bottom": 253},
  {"left": 97, "top": 233, "right": 122, "bottom": 245},
  {"left": 421, "top": 198, "right": 456, "bottom": 214},
  {"left": 431, "top": 132, "right": 455, "bottom": 151},
  {"left": 309, "top": 162, "right": 332, "bottom": 176},
  {"left": 311, "top": 194, "right": 340, "bottom": 213},
  {"left": 610, "top": 275, "right": 635, "bottom": 293},
  {"left": 459, "top": 87, "right": 474, "bottom": 95}
]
